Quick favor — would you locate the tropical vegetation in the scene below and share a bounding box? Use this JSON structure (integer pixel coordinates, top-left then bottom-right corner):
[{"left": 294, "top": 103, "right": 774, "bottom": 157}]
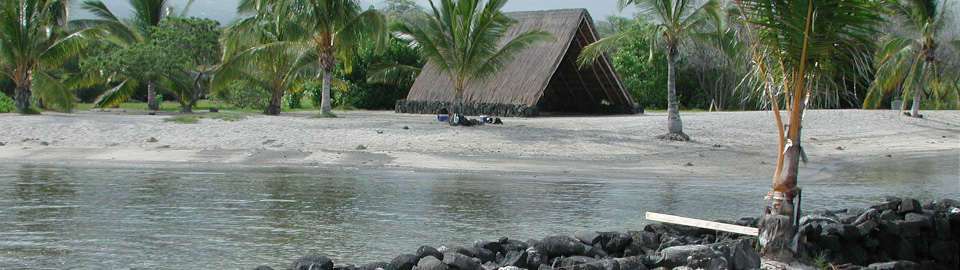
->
[
  {"left": 75, "top": 0, "right": 186, "bottom": 110},
  {"left": 0, "top": 0, "right": 84, "bottom": 112},
  {"left": 0, "top": 0, "right": 956, "bottom": 119},
  {"left": 863, "top": 0, "right": 960, "bottom": 115},
  {"left": 84, "top": 17, "right": 221, "bottom": 113},
  {"left": 579, "top": 0, "right": 721, "bottom": 141}
]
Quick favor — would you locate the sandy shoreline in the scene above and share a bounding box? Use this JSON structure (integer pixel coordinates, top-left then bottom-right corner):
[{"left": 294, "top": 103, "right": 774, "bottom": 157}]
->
[{"left": 0, "top": 109, "right": 957, "bottom": 180}]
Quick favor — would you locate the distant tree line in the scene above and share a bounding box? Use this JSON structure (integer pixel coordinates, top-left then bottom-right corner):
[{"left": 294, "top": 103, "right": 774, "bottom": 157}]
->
[{"left": 1, "top": 0, "right": 957, "bottom": 116}]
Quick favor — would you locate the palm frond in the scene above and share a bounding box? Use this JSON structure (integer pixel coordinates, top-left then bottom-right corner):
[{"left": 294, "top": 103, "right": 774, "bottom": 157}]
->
[
  {"left": 33, "top": 71, "right": 76, "bottom": 112},
  {"left": 94, "top": 79, "right": 140, "bottom": 108},
  {"left": 577, "top": 27, "right": 647, "bottom": 68},
  {"left": 180, "top": 0, "right": 196, "bottom": 17},
  {"left": 366, "top": 61, "right": 422, "bottom": 85},
  {"left": 334, "top": 9, "right": 389, "bottom": 73},
  {"left": 81, "top": 0, "right": 122, "bottom": 22},
  {"left": 130, "top": 0, "right": 168, "bottom": 33}
]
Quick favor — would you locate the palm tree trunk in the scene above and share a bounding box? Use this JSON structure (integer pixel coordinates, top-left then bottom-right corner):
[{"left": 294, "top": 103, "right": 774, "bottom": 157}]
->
[
  {"left": 13, "top": 83, "right": 31, "bottom": 111},
  {"left": 761, "top": 120, "right": 802, "bottom": 261},
  {"left": 264, "top": 89, "right": 283, "bottom": 115},
  {"left": 321, "top": 69, "right": 333, "bottom": 115},
  {"left": 661, "top": 44, "right": 689, "bottom": 141},
  {"left": 147, "top": 83, "right": 159, "bottom": 110},
  {"left": 910, "top": 61, "right": 929, "bottom": 118}
]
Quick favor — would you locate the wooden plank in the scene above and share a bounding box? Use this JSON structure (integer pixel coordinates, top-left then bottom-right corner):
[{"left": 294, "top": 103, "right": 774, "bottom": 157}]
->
[{"left": 645, "top": 212, "right": 759, "bottom": 236}]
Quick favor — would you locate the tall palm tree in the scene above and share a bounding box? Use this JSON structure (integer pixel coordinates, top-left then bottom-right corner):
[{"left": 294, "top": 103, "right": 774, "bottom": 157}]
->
[
  {"left": 214, "top": 1, "right": 317, "bottom": 116},
  {"left": 864, "top": 0, "right": 958, "bottom": 115},
  {"left": 76, "top": 0, "right": 183, "bottom": 110},
  {"left": 0, "top": 0, "right": 83, "bottom": 112},
  {"left": 579, "top": 0, "right": 720, "bottom": 141},
  {"left": 394, "top": 0, "right": 553, "bottom": 118},
  {"left": 736, "top": 0, "right": 880, "bottom": 260}
]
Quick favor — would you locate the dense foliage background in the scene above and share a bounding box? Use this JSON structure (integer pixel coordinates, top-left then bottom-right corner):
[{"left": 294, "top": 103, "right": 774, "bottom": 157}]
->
[{"left": 1, "top": 0, "right": 958, "bottom": 114}]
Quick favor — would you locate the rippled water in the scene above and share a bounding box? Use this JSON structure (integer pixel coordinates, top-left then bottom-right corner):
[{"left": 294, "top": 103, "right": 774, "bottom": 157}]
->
[{"left": 0, "top": 152, "right": 957, "bottom": 269}]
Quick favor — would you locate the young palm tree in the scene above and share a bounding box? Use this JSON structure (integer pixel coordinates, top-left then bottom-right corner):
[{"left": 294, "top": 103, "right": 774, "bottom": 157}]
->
[
  {"left": 76, "top": 0, "right": 184, "bottom": 110},
  {"left": 736, "top": 0, "right": 880, "bottom": 260},
  {"left": 393, "top": 0, "right": 554, "bottom": 117},
  {"left": 214, "top": 2, "right": 317, "bottom": 116},
  {"left": 864, "top": 0, "right": 958, "bottom": 115},
  {"left": 579, "top": 0, "right": 720, "bottom": 141},
  {"left": 0, "top": 0, "right": 83, "bottom": 112}
]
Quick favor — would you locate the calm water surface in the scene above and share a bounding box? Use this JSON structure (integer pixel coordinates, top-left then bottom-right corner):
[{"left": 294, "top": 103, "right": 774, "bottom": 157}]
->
[{"left": 1, "top": 152, "right": 957, "bottom": 269}]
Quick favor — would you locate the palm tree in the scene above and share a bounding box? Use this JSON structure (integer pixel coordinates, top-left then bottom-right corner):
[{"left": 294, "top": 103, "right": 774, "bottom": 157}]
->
[
  {"left": 579, "top": 0, "right": 720, "bottom": 141},
  {"left": 214, "top": 2, "right": 317, "bottom": 116},
  {"left": 76, "top": 0, "right": 185, "bottom": 110},
  {"left": 0, "top": 0, "right": 83, "bottom": 112},
  {"left": 736, "top": 0, "right": 881, "bottom": 260},
  {"left": 393, "top": 0, "right": 554, "bottom": 118},
  {"left": 863, "top": 0, "right": 958, "bottom": 115},
  {"left": 238, "top": 0, "right": 389, "bottom": 116}
]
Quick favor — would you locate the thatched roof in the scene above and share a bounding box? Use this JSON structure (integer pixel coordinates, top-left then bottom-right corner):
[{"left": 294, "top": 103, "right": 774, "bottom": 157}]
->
[{"left": 404, "top": 9, "right": 635, "bottom": 115}]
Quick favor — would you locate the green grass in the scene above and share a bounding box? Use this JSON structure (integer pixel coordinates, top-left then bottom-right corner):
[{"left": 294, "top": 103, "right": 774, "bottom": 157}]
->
[
  {"left": 74, "top": 96, "right": 331, "bottom": 113},
  {"left": 799, "top": 250, "right": 832, "bottom": 270},
  {"left": 163, "top": 112, "right": 252, "bottom": 124}
]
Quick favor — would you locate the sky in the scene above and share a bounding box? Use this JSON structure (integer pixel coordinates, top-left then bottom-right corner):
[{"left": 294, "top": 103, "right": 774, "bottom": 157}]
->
[{"left": 71, "top": 0, "right": 631, "bottom": 24}]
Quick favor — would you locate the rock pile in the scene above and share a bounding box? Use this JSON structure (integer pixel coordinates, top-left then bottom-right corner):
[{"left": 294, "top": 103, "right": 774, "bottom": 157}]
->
[
  {"left": 797, "top": 197, "right": 959, "bottom": 270},
  {"left": 253, "top": 197, "right": 959, "bottom": 270},
  {"left": 255, "top": 224, "right": 760, "bottom": 270}
]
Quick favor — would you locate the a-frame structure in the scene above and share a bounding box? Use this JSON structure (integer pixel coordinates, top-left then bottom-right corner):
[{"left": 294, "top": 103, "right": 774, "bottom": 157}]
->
[{"left": 398, "top": 9, "right": 636, "bottom": 116}]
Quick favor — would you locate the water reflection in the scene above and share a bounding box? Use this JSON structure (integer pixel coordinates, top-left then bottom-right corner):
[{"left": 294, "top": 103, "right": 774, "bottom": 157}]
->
[{"left": 0, "top": 154, "right": 957, "bottom": 269}]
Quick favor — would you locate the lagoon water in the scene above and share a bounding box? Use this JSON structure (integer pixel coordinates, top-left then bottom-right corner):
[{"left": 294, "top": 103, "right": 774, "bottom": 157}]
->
[{"left": 1, "top": 152, "right": 957, "bottom": 269}]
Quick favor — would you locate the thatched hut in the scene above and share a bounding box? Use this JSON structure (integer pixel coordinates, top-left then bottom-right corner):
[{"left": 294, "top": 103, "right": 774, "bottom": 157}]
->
[{"left": 395, "top": 9, "right": 638, "bottom": 117}]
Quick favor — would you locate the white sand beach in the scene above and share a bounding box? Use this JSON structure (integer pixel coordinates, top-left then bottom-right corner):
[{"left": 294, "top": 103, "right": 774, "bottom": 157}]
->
[{"left": 0, "top": 109, "right": 957, "bottom": 180}]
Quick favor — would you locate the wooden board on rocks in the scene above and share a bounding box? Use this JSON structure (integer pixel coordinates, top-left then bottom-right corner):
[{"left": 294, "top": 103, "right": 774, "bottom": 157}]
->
[{"left": 645, "top": 212, "right": 759, "bottom": 236}]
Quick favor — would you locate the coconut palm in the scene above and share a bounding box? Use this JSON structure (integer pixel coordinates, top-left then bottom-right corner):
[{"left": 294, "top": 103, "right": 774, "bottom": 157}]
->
[
  {"left": 75, "top": 0, "right": 189, "bottom": 110},
  {"left": 736, "top": 0, "right": 881, "bottom": 260},
  {"left": 393, "top": 0, "right": 554, "bottom": 118},
  {"left": 214, "top": 2, "right": 317, "bottom": 116},
  {"left": 0, "top": 0, "right": 83, "bottom": 112},
  {"left": 863, "top": 0, "right": 958, "bottom": 115},
  {"left": 579, "top": 0, "right": 720, "bottom": 141},
  {"left": 236, "top": 0, "right": 389, "bottom": 116}
]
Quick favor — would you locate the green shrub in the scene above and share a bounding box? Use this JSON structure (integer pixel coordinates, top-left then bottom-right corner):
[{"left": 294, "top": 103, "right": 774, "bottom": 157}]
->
[
  {"left": 285, "top": 90, "right": 304, "bottom": 109},
  {"left": 223, "top": 81, "right": 268, "bottom": 109},
  {"left": 334, "top": 37, "right": 422, "bottom": 110},
  {"left": 0, "top": 92, "right": 14, "bottom": 113}
]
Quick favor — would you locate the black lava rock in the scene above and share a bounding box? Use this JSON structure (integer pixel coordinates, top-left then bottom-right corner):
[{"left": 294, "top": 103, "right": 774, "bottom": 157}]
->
[
  {"left": 359, "top": 261, "right": 396, "bottom": 270},
  {"left": 412, "top": 256, "right": 445, "bottom": 270},
  {"left": 538, "top": 235, "right": 585, "bottom": 257},
  {"left": 292, "top": 256, "right": 334, "bottom": 270},
  {"left": 416, "top": 246, "right": 444, "bottom": 261},
  {"left": 442, "top": 252, "right": 480, "bottom": 270},
  {"left": 866, "top": 260, "right": 921, "bottom": 270},
  {"left": 390, "top": 254, "right": 420, "bottom": 270},
  {"left": 898, "top": 198, "right": 923, "bottom": 214}
]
